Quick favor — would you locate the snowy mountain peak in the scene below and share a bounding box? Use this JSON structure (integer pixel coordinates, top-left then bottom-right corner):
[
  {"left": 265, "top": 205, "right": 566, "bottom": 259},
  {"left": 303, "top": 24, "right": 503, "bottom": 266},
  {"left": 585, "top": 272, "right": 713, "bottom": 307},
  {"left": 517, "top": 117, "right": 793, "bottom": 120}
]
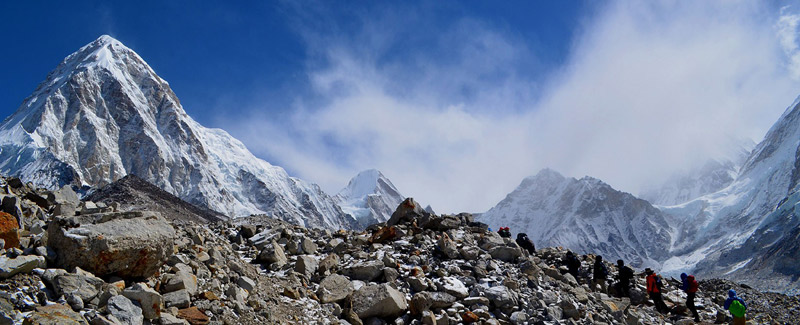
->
[
  {"left": 335, "top": 169, "right": 404, "bottom": 228},
  {"left": 0, "top": 36, "right": 355, "bottom": 230},
  {"left": 480, "top": 168, "right": 672, "bottom": 268}
]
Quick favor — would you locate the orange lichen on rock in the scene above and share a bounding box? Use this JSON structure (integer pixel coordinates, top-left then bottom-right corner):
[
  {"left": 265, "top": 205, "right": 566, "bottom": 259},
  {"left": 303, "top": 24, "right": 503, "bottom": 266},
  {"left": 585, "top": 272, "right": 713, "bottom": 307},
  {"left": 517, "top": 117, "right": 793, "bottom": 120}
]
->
[{"left": 0, "top": 211, "right": 20, "bottom": 249}]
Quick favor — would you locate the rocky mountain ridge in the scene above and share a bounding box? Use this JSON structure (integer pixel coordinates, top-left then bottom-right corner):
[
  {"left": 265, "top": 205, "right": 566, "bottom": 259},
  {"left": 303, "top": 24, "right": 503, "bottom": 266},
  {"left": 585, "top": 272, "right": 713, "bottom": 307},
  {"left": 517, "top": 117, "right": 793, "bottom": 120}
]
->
[{"left": 0, "top": 179, "right": 797, "bottom": 324}]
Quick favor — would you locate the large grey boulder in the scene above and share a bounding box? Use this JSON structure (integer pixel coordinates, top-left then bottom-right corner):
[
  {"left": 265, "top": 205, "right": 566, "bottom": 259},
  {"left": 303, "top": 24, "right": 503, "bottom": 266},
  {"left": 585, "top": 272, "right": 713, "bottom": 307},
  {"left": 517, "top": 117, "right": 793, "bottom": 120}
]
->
[
  {"left": 45, "top": 212, "right": 175, "bottom": 278},
  {"left": 106, "top": 294, "right": 144, "bottom": 325},
  {"left": 317, "top": 274, "right": 354, "bottom": 303},
  {"left": 489, "top": 245, "right": 522, "bottom": 262},
  {"left": 484, "top": 286, "right": 518, "bottom": 308},
  {"left": 294, "top": 255, "right": 318, "bottom": 277},
  {"left": 257, "top": 241, "right": 287, "bottom": 267},
  {"left": 343, "top": 260, "right": 384, "bottom": 281},
  {"left": 387, "top": 198, "right": 431, "bottom": 227},
  {"left": 54, "top": 272, "right": 105, "bottom": 302},
  {"left": 122, "top": 283, "right": 163, "bottom": 320},
  {"left": 410, "top": 291, "right": 456, "bottom": 314},
  {"left": 351, "top": 283, "right": 408, "bottom": 319},
  {"left": 0, "top": 255, "right": 45, "bottom": 279}
]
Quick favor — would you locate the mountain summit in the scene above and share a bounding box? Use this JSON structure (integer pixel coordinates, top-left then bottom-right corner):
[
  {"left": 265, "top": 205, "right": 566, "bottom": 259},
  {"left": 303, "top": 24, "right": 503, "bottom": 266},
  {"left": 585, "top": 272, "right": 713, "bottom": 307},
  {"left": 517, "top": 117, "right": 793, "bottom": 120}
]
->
[
  {"left": 0, "top": 35, "right": 354, "bottom": 229},
  {"left": 335, "top": 169, "right": 404, "bottom": 228}
]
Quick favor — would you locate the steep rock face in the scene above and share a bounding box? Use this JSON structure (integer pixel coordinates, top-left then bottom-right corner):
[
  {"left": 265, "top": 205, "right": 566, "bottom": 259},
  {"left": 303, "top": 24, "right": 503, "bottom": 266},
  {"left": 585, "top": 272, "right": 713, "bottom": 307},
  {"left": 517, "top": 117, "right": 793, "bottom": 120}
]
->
[
  {"left": 334, "top": 169, "right": 404, "bottom": 228},
  {"left": 0, "top": 35, "right": 354, "bottom": 230},
  {"left": 478, "top": 169, "right": 672, "bottom": 268}
]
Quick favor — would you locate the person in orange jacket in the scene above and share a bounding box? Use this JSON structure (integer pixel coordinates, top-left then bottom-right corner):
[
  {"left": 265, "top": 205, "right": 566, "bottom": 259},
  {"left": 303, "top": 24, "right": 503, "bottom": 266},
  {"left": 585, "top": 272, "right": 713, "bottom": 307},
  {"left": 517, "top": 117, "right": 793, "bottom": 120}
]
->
[{"left": 646, "top": 268, "right": 669, "bottom": 314}]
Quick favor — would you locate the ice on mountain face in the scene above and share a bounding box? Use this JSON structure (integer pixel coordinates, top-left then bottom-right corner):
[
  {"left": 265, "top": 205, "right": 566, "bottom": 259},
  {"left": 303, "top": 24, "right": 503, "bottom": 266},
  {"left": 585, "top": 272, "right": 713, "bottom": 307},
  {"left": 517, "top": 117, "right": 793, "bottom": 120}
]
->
[
  {"left": 479, "top": 168, "right": 672, "bottom": 269},
  {"left": 335, "top": 169, "right": 404, "bottom": 229},
  {"left": 0, "top": 35, "right": 354, "bottom": 230}
]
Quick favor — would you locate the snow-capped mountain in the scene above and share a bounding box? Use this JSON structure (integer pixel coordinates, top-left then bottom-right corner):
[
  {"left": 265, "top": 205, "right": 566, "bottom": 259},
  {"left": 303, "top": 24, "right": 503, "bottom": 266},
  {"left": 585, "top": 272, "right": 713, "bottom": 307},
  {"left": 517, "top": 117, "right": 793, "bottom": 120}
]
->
[
  {"left": 478, "top": 169, "right": 672, "bottom": 268},
  {"left": 0, "top": 35, "right": 355, "bottom": 230},
  {"left": 660, "top": 95, "right": 800, "bottom": 292},
  {"left": 639, "top": 139, "right": 754, "bottom": 206},
  {"left": 334, "top": 169, "right": 404, "bottom": 228}
]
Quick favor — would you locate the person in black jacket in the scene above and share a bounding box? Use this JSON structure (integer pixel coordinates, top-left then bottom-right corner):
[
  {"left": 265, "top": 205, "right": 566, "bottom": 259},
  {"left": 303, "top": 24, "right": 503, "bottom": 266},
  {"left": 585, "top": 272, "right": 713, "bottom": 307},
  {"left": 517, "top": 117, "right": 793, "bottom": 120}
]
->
[
  {"left": 592, "top": 255, "right": 608, "bottom": 293},
  {"left": 564, "top": 251, "right": 581, "bottom": 283},
  {"left": 515, "top": 233, "right": 536, "bottom": 254},
  {"left": 615, "top": 259, "right": 634, "bottom": 298}
]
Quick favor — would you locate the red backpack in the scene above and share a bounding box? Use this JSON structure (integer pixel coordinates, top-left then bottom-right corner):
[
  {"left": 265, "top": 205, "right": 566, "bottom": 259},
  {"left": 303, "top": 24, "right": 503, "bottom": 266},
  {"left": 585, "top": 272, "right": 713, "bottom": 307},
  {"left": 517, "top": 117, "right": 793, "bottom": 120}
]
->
[{"left": 687, "top": 275, "right": 698, "bottom": 293}]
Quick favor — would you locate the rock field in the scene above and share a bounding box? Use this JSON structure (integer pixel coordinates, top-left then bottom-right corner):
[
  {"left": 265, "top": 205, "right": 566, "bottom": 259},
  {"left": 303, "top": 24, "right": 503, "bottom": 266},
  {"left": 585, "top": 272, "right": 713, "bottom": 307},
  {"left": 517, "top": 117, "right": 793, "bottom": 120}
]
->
[{"left": 0, "top": 177, "right": 798, "bottom": 324}]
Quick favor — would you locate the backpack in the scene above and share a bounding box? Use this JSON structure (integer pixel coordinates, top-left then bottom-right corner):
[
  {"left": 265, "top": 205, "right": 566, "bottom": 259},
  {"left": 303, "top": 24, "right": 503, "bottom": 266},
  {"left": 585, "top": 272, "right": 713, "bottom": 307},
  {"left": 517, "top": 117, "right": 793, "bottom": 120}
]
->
[
  {"left": 655, "top": 275, "right": 663, "bottom": 290},
  {"left": 729, "top": 299, "right": 746, "bottom": 318}
]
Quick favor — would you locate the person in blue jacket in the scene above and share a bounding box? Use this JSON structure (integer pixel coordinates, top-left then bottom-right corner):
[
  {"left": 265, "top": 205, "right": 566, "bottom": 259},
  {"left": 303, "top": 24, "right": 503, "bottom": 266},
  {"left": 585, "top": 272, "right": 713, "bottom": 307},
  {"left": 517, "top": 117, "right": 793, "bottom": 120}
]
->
[{"left": 724, "top": 289, "right": 747, "bottom": 325}]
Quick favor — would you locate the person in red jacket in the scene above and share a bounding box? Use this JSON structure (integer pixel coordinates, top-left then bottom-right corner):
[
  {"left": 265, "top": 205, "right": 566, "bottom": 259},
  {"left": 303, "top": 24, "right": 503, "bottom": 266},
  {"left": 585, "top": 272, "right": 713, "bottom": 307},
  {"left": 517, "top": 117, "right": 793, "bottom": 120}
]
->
[
  {"left": 646, "top": 268, "right": 669, "bottom": 314},
  {"left": 681, "top": 273, "right": 700, "bottom": 322}
]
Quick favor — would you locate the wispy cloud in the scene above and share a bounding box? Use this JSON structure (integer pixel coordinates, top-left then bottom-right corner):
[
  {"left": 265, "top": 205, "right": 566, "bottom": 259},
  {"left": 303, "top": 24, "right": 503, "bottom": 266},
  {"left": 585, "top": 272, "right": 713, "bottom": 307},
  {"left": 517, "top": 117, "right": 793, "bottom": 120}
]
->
[{"left": 224, "top": 1, "right": 800, "bottom": 213}]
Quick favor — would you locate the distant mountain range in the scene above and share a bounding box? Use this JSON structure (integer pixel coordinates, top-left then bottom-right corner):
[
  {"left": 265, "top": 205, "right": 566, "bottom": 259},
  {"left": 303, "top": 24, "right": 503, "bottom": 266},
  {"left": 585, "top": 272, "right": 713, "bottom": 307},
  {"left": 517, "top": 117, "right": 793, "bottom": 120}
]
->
[{"left": 479, "top": 96, "right": 800, "bottom": 293}]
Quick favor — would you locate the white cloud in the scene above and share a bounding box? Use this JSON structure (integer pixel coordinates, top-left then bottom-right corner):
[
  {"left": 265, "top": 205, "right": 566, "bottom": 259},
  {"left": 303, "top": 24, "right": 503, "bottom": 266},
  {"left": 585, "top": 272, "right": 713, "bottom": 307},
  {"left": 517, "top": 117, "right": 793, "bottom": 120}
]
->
[
  {"left": 225, "top": 1, "right": 800, "bottom": 213},
  {"left": 777, "top": 5, "right": 800, "bottom": 79}
]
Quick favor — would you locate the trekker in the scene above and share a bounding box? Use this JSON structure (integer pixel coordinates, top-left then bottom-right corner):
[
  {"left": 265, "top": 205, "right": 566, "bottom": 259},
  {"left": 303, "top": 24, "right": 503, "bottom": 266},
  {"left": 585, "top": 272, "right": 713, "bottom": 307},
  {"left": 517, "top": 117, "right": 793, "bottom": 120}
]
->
[
  {"left": 681, "top": 273, "right": 700, "bottom": 322},
  {"left": 592, "top": 256, "right": 608, "bottom": 293},
  {"left": 615, "top": 260, "right": 634, "bottom": 298},
  {"left": 515, "top": 233, "right": 536, "bottom": 254},
  {"left": 646, "top": 268, "right": 669, "bottom": 314},
  {"left": 564, "top": 251, "right": 581, "bottom": 281},
  {"left": 724, "top": 289, "right": 747, "bottom": 325},
  {"left": 498, "top": 227, "right": 511, "bottom": 238}
]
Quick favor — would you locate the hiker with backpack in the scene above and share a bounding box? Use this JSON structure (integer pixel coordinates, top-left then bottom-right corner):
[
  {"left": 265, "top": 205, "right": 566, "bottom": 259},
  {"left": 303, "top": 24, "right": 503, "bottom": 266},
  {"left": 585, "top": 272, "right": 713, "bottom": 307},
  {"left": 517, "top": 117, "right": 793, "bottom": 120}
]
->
[
  {"left": 592, "top": 255, "right": 609, "bottom": 293},
  {"left": 724, "top": 289, "right": 747, "bottom": 325},
  {"left": 564, "top": 251, "right": 581, "bottom": 282},
  {"left": 646, "top": 268, "right": 669, "bottom": 314},
  {"left": 515, "top": 233, "right": 536, "bottom": 254},
  {"left": 615, "top": 259, "right": 634, "bottom": 298},
  {"left": 681, "top": 273, "right": 700, "bottom": 322},
  {"left": 498, "top": 227, "right": 511, "bottom": 238}
]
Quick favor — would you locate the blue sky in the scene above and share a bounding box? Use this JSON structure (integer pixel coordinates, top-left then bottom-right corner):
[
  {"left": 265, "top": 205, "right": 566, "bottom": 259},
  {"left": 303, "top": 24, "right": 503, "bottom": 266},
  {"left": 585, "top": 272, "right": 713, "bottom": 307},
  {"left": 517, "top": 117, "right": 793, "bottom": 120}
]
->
[{"left": 3, "top": 1, "right": 800, "bottom": 212}]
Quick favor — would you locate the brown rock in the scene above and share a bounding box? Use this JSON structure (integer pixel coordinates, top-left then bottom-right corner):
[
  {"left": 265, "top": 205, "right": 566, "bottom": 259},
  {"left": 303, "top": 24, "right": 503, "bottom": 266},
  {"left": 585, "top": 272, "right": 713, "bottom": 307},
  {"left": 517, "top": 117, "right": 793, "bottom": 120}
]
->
[
  {"left": 283, "top": 288, "right": 300, "bottom": 299},
  {"left": 24, "top": 304, "right": 88, "bottom": 324},
  {"left": 177, "top": 307, "right": 209, "bottom": 325},
  {"left": 461, "top": 310, "right": 479, "bottom": 323},
  {"left": 201, "top": 291, "right": 218, "bottom": 301},
  {"left": 0, "top": 212, "right": 19, "bottom": 249}
]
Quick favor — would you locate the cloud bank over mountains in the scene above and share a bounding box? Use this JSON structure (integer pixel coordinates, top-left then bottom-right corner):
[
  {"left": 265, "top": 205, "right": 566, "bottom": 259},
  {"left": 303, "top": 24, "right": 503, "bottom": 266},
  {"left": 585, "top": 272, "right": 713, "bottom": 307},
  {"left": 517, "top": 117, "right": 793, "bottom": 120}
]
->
[{"left": 224, "top": 1, "right": 800, "bottom": 213}]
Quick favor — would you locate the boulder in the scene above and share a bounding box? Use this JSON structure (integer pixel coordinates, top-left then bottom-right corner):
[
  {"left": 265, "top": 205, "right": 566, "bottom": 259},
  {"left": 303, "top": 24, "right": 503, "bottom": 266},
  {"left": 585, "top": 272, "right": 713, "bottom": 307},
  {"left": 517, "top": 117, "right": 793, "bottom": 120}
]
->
[
  {"left": 0, "top": 197, "right": 21, "bottom": 223},
  {"left": 122, "top": 283, "right": 163, "bottom": 320},
  {"left": 301, "top": 237, "right": 318, "bottom": 255},
  {"left": 257, "top": 241, "right": 287, "bottom": 267},
  {"left": 484, "top": 286, "right": 517, "bottom": 308},
  {"left": 294, "top": 255, "right": 318, "bottom": 277},
  {"left": 47, "top": 186, "right": 80, "bottom": 207},
  {"left": 437, "top": 277, "right": 468, "bottom": 299},
  {"left": 46, "top": 212, "right": 175, "bottom": 279},
  {"left": 177, "top": 307, "right": 209, "bottom": 325},
  {"left": 106, "top": 295, "right": 144, "bottom": 325},
  {"left": 387, "top": 198, "right": 431, "bottom": 227},
  {"left": 317, "top": 254, "right": 340, "bottom": 275},
  {"left": 238, "top": 225, "right": 257, "bottom": 239},
  {"left": 317, "top": 274, "right": 354, "bottom": 303},
  {"left": 351, "top": 283, "right": 408, "bottom": 319},
  {"left": 236, "top": 276, "right": 256, "bottom": 293},
  {"left": 0, "top": 212, "right": 19, "bottom": 249},
  {"left": 488, "top": 245, "right": 522, "bottom": 262},
  {"left": 161, "top": 272, "right": 198, "bottom": 296},
  {"left": 0, "top": 255, "right": 45, "bottom": 279},
  {"left": 410, "top": 291, "right": 456, "bottom": 314},
  {"left": 25, "top": 304, "right": 88, "bottom": 324},
  {"left": 343, "top": 260, "right": 384, "bottom": 281},
  {"left": 163, "top": 290, "right": 191, "bottom": 309}
]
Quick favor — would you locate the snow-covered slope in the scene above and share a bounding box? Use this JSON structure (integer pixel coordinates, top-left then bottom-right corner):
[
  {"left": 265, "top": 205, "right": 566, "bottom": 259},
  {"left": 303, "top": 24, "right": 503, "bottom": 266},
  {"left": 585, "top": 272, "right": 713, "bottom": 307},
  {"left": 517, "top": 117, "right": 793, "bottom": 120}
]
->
[
  {"left": 0, "top": 35, "right": 355, "bottom": 230},
  {"left": 334, "top": 169, "right": 404, "bottom": 228},
  {"left": 478, "top": 169, "right": 672, "bottom": 268},
  {"left": 659, "top": 95, "right": 800, "bottom": 292},
  {"left": 639, "top": 139, "right": 754, "bottom": 206}
]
